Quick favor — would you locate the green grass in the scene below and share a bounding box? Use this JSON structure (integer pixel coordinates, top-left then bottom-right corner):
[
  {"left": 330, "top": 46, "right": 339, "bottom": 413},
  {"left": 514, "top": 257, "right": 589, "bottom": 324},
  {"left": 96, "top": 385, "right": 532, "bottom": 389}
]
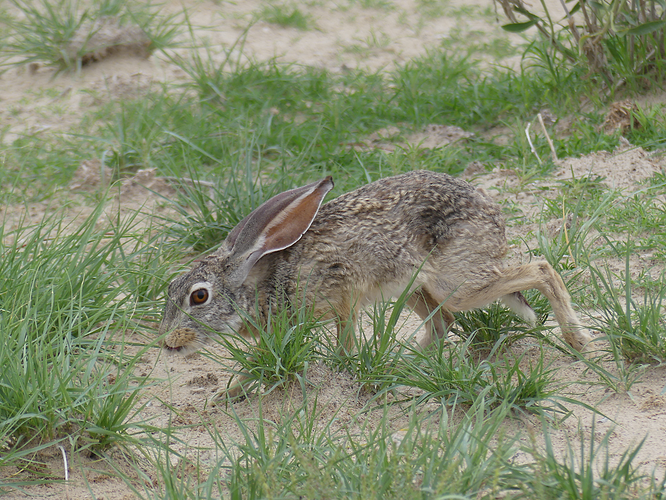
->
[
  {"left": 589, "top": 252, "right": 666, "bottom": 364},
  {"left": 517, "top": 419, "right": 654, "bottom": 499},
  {"left": 2, "top": 38, "right": 630, "bottom": 199},
  {"left": 384, "top": 336, "right": 588, "bottom": 419},
  {"left": 224, "top": 399, "right": 516, "bottom": 498},
  {"left": 347, "top": 0, "right": 395, "bottom": 10},
  {"left": 322, "top": 285, "right": 415, "bottom": 393},
  {"left": 106, "top": 392, "right": 666, "bottom": 499}
]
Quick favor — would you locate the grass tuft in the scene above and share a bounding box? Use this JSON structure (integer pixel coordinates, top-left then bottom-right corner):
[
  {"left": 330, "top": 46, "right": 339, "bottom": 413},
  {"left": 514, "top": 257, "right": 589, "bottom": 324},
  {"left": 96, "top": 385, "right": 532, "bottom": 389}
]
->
[
  {"left": 258, "top": 3, "right": 313, "bottom": 30},
  {"left": 2, "top": 0, "right": 180, "bottom": 72}
]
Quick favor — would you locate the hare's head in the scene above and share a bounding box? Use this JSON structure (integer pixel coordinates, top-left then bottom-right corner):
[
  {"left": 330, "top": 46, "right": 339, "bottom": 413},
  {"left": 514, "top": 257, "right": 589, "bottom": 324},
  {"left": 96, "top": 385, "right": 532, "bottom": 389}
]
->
[{"left": 159, "top": 176, "right": 334, "bottom": 354}]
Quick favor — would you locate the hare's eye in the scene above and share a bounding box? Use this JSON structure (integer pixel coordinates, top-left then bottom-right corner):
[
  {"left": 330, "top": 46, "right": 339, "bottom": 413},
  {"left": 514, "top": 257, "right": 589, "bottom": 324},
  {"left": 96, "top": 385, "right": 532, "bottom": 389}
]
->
[{"left": 190, "top": 288, "right": 209, "bottom": 306}]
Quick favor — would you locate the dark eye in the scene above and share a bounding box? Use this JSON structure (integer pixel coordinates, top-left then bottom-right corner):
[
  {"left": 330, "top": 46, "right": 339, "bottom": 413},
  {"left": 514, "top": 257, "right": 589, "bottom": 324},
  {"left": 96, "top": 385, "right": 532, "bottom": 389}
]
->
[{"left": 190, "top": 288, "right": 209, "bottom": 306}]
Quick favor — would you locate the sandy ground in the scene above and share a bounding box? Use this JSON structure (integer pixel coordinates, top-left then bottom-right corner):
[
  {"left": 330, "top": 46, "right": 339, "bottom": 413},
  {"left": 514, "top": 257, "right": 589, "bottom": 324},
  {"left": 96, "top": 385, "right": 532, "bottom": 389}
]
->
[{"left": 2, "top": 0, "right": 666, "bottom": 498}]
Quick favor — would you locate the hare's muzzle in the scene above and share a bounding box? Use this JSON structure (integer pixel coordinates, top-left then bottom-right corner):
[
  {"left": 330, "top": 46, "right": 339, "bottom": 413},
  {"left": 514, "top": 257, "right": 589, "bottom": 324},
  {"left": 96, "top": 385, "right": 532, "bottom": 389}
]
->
[{"left": 162, "top": 327, "right": 198, "bottom": 352}]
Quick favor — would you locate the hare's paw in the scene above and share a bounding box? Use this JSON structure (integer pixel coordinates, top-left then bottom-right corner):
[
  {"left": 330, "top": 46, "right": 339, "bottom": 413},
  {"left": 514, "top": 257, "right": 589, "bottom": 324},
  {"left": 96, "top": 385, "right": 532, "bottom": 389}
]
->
[
  {"left": 563, "top": 326, "right": 594, "bottom": 352},
  {"left": 212, "top": 373, "right": 254, "bottom": 403}
]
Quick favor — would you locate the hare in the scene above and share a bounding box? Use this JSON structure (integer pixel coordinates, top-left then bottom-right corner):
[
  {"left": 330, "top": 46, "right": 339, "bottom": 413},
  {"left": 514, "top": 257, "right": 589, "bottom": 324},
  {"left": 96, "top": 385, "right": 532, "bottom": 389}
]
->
[{"left": 159, "top": 170, "right": 592, "bottom": 397}]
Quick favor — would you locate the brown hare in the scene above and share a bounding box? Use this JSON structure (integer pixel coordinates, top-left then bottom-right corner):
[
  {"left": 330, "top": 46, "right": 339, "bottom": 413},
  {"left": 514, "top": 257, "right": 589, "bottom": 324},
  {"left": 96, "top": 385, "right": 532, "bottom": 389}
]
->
[{"left": 159, "top": 170, "right": 591, "bottom": 398}]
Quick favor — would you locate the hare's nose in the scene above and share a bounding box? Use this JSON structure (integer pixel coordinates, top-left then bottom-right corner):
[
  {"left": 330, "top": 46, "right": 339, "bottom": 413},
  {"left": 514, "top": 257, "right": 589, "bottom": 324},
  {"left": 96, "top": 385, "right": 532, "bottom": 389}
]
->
[{"left": 163, "top": 344, "right": 183, "bottom": 352}]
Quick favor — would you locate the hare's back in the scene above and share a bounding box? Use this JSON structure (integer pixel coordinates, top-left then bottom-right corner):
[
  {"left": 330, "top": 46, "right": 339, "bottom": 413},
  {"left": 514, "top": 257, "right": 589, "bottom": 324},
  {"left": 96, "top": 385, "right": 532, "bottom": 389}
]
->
[{"left": 314, "top": 170, "right": 505, "bottom": 247}]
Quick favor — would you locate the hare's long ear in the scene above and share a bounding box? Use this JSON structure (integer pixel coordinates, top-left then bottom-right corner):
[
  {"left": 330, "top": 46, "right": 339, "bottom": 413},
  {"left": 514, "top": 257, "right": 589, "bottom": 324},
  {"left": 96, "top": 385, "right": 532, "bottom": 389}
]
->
[{"left": 225, "top": 176, "right": 334, "bottom": 283}]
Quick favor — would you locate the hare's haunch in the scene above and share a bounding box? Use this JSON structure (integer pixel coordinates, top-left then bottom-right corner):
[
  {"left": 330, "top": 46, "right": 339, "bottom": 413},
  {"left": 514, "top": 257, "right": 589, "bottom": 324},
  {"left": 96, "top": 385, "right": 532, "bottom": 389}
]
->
[{"left": 159, "top": 171, "right": 591, "bottom": 397}]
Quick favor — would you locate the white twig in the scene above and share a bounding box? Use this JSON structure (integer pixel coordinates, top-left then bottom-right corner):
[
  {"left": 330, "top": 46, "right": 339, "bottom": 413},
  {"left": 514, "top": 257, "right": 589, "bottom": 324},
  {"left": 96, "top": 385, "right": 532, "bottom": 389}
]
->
[
  {"left": 525, "top": 122, "right": 542, "bottom": 165},
  {"left": 537, "top": 113, "right": 558, "bottom": 162},
  {"left": 57, "top": 445, "right": 69, "bottom": 481},
  {"left": 57, "top": 445, "right": 71, "bottom": 500}
]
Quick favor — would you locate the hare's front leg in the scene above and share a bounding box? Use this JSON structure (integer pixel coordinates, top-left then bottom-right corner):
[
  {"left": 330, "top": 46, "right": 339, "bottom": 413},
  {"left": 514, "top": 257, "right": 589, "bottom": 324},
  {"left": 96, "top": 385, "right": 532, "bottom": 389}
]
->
[
  {"left": 406, "top": 288, "right": 455, "bottom": 349},
  {"left": 335, "top": 313, "right": 358, "bottom": 353},
  {"left": 213, "top": 369, "right": 253, "bottom": 401}
]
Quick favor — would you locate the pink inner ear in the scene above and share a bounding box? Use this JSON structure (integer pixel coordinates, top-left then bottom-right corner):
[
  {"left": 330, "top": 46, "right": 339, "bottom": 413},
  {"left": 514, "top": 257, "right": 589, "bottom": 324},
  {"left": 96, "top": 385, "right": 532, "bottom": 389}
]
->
[
  {"left": 224, "top": 177, "right": 333, "bottom": 287},
  {"left": 260, "top": 178, "right": 332, "bottom": 254}
]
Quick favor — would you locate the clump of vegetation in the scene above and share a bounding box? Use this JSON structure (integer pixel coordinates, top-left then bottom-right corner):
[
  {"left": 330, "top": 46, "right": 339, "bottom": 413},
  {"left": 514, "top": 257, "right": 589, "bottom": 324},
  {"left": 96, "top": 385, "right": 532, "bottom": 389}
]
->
[
  {"left": 498, "top": 0, "right": 666, "bottom": 91},
  {"left": 2, "top": 0, "right": 180, "bottom": 72}
]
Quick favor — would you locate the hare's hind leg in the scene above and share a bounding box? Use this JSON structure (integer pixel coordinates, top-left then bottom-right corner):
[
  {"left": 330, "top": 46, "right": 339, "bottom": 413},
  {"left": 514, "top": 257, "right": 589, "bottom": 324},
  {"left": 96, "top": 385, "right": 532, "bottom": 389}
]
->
[
  {"left": 432, "top": 261, "right": 592, "bottom": 351},
  {"left": 406, "top": 288, "right": 456, "bottom": 349}
]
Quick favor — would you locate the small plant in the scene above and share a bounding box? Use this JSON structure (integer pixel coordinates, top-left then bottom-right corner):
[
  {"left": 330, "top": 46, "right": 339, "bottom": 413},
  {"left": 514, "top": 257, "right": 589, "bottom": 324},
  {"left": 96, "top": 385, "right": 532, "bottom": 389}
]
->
[
  {"left": 588, "top": 249, "right": 666, "bottom": 364},
  {"left": 90, "top": 93, "right": 179, "bottom": 174},
  {"left": 535, "top": 188, "right": 617, "bottom": 271},
  {"left": 343, "top": 31, "right": 392, "bottom": 57},
  {"left": 390, "top": 334, "right": 577, "bottom": 418},
  {"left": 258, "top": 3, "right": 313, "bottom": 30},
  {"left": 348, "top": 0, "right": 395, "bottom": 10},
  {"left": 498, "top": 0, "right": 666, "bottom": 89},
  {"left": 207, "top": 292, "right": 322, "bottom": 399},
  {"left": 553, "top": 174, "right": 607, "bottom": 209},
  {"left": 452, "top": 298, "right": 540, "bottom": 349},
  {"left": 602, "top": 189, "right": 666, "bottom": 261},
  {"left": 322, "top": 290, "right": 411, "bottom": 393}
]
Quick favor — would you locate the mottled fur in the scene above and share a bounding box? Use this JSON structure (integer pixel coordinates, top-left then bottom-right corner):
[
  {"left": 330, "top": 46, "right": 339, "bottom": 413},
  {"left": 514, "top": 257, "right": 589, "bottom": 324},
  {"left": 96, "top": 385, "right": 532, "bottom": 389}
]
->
[{"left": 159, "top": 171, "right": 592, "bottom": 398}]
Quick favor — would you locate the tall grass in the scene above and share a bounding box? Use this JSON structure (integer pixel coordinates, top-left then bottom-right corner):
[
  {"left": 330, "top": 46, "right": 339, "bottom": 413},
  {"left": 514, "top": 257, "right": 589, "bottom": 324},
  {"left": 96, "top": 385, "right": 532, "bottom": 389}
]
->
[{"left": 0, "top": 199, "right": 171, "bottom": 481}]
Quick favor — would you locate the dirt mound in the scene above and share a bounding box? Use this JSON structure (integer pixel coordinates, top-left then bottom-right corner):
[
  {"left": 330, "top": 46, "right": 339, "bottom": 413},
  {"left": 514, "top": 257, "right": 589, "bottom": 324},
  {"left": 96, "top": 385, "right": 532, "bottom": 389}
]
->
[{"left": 554, "top": 145, "right": 663, "bottom": 190}]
